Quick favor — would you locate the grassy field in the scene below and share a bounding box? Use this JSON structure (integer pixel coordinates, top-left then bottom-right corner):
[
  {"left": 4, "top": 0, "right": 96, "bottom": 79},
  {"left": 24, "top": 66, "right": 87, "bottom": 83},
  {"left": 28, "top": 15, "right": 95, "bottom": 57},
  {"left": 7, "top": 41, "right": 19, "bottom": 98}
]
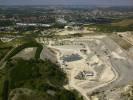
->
[
  {"left": 85, "top": 18, "right": 133, "bottom": 33},
  {"left": 112, "top": 19, "right": 133, "bottom": 27},
  {"left": 87, "top": 23, "right": 133, "bottom": 33}
]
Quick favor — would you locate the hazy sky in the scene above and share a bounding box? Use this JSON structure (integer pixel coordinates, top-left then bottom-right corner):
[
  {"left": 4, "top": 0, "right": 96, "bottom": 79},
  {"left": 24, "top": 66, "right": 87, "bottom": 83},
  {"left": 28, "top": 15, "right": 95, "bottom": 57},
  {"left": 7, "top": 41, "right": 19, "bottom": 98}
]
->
[{"left": 0, "top": 0, "right": 133, "bottom": 6}]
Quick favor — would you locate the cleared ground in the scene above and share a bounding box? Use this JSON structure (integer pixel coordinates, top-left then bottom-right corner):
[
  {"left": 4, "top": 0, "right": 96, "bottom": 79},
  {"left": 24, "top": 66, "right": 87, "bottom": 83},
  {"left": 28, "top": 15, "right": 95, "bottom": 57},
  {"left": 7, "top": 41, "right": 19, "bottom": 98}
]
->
[
  {"left": 12, "top": 47, "right": 37, "bottom": 60},
  {"left": 45, "top": 35, "right": 133, "bottom": 100}
]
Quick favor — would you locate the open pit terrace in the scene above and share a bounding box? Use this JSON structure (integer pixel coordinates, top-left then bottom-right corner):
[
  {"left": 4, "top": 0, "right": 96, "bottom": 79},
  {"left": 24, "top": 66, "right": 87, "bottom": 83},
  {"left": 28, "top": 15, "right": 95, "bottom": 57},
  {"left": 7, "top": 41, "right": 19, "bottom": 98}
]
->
[{"left": 36, "top": 35, "right": 133, "bottom": 100}]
